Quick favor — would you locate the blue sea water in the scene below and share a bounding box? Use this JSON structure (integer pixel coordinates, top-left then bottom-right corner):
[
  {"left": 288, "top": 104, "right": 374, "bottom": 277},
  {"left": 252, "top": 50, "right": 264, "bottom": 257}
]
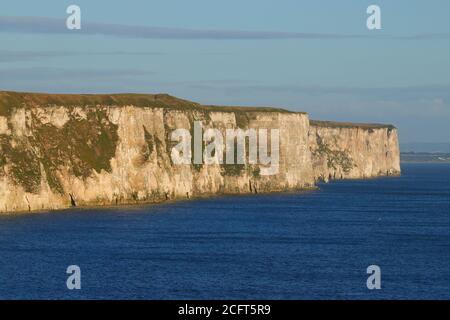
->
[{"left": 0, "top": 163, "right": 449, "bottom": 300}]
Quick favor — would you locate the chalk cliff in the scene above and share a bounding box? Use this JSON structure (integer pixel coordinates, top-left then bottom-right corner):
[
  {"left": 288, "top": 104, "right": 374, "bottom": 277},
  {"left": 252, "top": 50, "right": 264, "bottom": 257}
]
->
[
  {"left": 309, "top": 121, "right": 401, "bottom": 182},
  {"left": 0, "top": 91, "right": 400, "bottom": 213}
]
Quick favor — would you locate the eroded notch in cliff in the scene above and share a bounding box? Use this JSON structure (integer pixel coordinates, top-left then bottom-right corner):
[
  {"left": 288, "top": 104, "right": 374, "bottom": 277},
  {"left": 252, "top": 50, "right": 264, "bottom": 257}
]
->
[{"left": 69, "top": 193, "right": 77, "bottom": 207}]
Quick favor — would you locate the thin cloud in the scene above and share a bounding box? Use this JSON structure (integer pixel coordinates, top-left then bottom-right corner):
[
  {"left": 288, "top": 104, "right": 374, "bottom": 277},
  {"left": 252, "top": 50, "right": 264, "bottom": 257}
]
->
[
  {"left": 0, "top": 16, "right": 367, "bottom": 40},
  {"left": 180, "top": 83, "right": 450, "bottom": 97},
  {"left": 0, "top": 50, "right": 67, "bottom": 63},
  {"left": 1, "top": 16, "right": 447, "bottom": 41},
  {"left": 0, "top": 67, "right": 155, "bottom": 81},
  {"left": 0, "top": 50, "right": 165, "bottom": 63},
  {"left": 394, "top": 33, "right": 450, "bottom": 40}
]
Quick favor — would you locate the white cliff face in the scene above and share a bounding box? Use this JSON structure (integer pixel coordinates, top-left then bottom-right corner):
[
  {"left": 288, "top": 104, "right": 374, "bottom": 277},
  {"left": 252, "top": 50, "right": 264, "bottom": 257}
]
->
[
  {"left": 309, "top": 121, "right": 401, "bottom": 182},
  {"left": 0, "top": 96, "right": 314, "bottom": 213},
  {"left": 0, "top": 92, "right": 400, "bottom": 214}
]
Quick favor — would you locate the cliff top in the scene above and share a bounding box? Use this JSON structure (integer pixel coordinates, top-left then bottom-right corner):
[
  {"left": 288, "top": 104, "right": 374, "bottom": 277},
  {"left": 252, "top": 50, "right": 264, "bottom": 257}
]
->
[
  {"left": 0, "top": 91, "right": 396, "bottom": 129},
  {"left": 0, "top": 91, "right": 297, "bottom": 115},
  {"left": 310, "top": 120, "right": 396, "bottom": 130}
]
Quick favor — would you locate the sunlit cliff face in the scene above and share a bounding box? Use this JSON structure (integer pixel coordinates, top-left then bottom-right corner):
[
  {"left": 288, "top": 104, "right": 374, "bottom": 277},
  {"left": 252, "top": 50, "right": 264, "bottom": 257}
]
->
[{"left": 0, "top": 92, "right": 399, "bottom": 213}]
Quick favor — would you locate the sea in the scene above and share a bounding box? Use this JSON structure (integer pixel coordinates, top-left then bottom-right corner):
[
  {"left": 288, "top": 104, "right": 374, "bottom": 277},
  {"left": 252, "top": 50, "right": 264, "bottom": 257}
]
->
[{"left": 0, "top": 163, "right": 449, "bottom": 299}]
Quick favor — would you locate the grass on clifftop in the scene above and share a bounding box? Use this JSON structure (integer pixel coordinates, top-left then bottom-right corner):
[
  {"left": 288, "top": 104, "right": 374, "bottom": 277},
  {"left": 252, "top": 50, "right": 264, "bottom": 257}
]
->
[
  {"left": 0, "top": 91, "right": 297, "bottom": 115},
  {"left": 311, "top": 120, "right": 396, "bottom": 130}
]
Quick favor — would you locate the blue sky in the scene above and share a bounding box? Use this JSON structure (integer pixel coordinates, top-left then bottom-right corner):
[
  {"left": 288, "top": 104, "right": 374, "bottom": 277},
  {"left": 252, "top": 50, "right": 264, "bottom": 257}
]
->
[{"left": 1, "top": 0, "right": 449, "bottom": 144}]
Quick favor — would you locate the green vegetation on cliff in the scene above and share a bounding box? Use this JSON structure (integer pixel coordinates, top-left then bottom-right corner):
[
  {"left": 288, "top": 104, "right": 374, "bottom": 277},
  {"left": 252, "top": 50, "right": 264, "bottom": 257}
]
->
[
  {"left": 311, "top": 120, "right": 395, "bottom": 130},
  {"left": 313, "top": 134, "right": 354, "bottom": 173},
  {"left": 0, "top": 91, "right": 296, "bottom": 115},
  {"left": 0, "top": 107, "right": 118, "bottom": 194}
]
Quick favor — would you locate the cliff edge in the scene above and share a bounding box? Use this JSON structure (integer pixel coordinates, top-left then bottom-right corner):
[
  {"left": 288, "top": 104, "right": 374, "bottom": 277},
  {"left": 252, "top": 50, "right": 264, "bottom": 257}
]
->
[
  {"left": 0, "top": 91, "right": 400, "bottom": 213},
  {"left": 309, "top": 120, "right": 401, "bottom": 182}
]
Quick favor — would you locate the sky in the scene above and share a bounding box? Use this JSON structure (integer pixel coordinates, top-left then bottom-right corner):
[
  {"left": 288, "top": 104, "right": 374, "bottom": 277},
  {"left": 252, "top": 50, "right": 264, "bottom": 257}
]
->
[{"left": 0, "top": 0, "right": 449, "bottom": 144}]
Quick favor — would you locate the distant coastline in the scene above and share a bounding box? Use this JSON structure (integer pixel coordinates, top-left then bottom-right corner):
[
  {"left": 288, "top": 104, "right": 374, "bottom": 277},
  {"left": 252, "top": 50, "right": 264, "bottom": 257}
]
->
[{"left": 401, "top": 152, "right": 450, "bottom": 163}]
